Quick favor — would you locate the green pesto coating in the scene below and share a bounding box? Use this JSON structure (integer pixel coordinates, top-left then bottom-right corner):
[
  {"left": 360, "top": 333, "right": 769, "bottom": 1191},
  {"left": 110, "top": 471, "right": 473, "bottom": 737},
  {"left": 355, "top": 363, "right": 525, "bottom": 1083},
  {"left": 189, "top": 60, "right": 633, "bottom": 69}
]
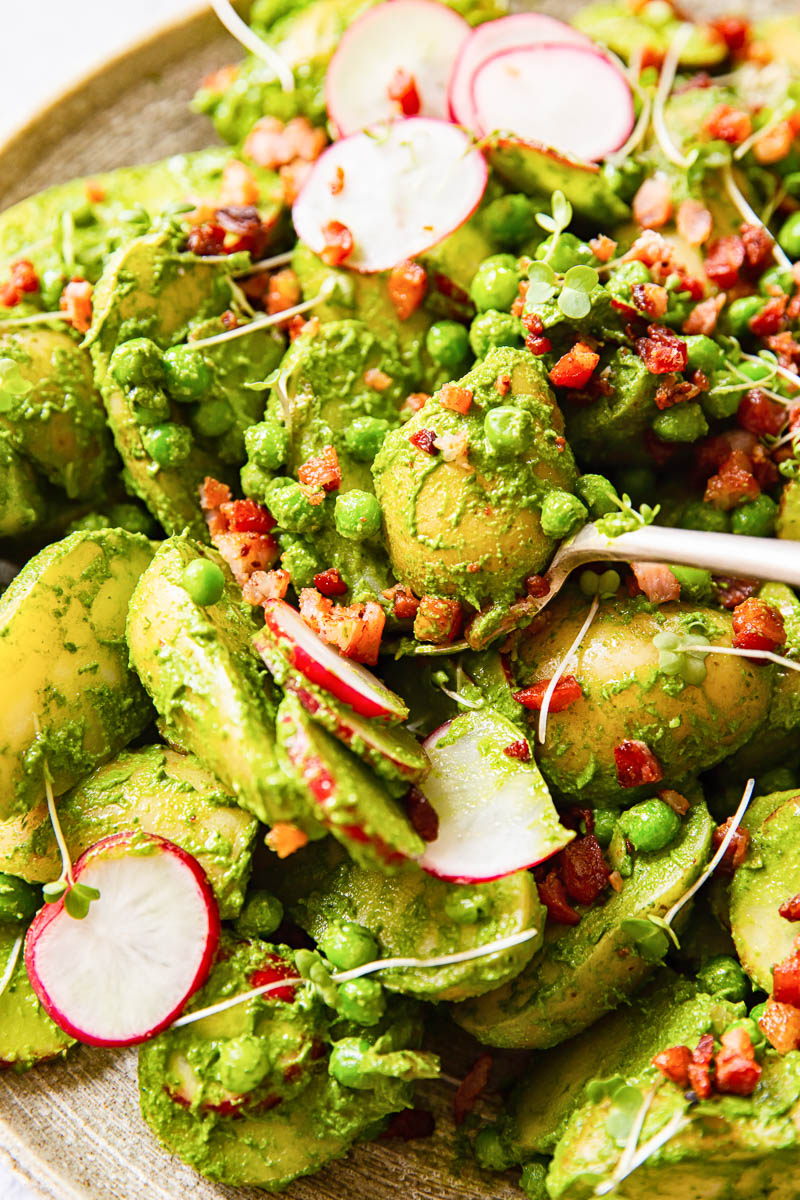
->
[
  {"left": 0, "top": 432, "right": 46, "bottom": 537},
  {"left": 0, "top": 922, "right": 75, "bottom": 1070},
  {"left": 565, "top": 346, "right": 660, "bottom": 467}
]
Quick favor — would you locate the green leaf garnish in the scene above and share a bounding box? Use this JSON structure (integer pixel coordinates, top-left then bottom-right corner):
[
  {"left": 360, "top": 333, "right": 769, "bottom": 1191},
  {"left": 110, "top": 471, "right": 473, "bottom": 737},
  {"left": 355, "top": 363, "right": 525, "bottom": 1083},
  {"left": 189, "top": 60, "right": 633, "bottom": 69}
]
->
[
  {"left": 64, "top": 882, "right": 101, "bottom": 921},
  {"left": 43, "top": 880, "right": 68, "bottom": 904},
  {"left": 557, "top": 287, "right": 592, "bottom": 320}
]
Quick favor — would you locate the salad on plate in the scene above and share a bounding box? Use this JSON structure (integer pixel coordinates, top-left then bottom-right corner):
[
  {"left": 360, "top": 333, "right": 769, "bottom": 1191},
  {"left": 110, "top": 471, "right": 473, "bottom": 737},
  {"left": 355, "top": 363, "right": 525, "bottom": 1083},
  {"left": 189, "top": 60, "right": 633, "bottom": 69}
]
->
[{"left": 2, "top": 0, "right": 800, "bottom": 1195}]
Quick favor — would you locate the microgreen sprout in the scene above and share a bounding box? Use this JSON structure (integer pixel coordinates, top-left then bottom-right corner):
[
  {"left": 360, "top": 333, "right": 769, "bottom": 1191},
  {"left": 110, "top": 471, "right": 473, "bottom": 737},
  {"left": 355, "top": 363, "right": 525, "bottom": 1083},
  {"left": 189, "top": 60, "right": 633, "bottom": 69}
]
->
[
  {"left": 236, "top": 250, "right": 295, "bottom": 275},
  {"left": 734, "top": 99, "right": 797, "bottom": 161},
  {"left": 535, "top": 190, "right": 573, "bottom": 263},
  {"left": 538, "top": 594, "right": 599, "bottom": 744},
  {"left": 597, "top": 1102, "right": 690, "bottom": 1196},
  {"left": 35, "top": 720, "right": 100, "bottom": 921},
  {"left": 679, "top": 642, "right": 800, "bottom": 675},
  {"left": 579, "top": 569, "right": 621, "bottom": 599},
  {"left": 432, "top": 663, "right": 484, "bottom": 710},
  {"left": 209, "top": 0, "right": 295, "bottom": 92},
  {"left": 596, "top": 492, "right": 659, "bottom": 537},
  {"left": 740, "top": 351, "right": 800, "bottom": 395},
  {"left": 185, "top": 276, "right": 337, "bottom": 350},
  {"left": 723, "top": 166, "right": 793, "bottom": 271},
  {"left": 596, "top": 1083, "right": 660, "bottom": 1196},
  {"left": 652, "top": 23, "right": 697, "bottom": 169},
  {"left": 653, "top": 628, "right": 710, "bottom": 685},
  {"left": 0, "top": 934, "right": 23, "bottom": 1004},
  {"left": 526, "top": 261, "right": 599, "bottom": 321},
  {"left": 0, "top": 311, "right": 70, "bottom": 329}
]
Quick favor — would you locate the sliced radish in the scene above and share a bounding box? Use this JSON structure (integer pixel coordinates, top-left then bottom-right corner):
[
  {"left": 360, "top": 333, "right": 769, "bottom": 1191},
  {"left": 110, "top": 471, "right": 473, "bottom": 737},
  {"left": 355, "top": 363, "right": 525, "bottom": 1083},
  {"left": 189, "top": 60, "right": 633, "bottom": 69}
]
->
[
  {"left": 254, "top": 627, "right": 427, "bottom": 782},
  {"left": 25, "top": 833, "right": 220, "bottom": 1047},
  {"left": 292, "top": 118, "right": 488, "bottom": 273},
  {"left": 448, "top": 13, "right": 594, "bottom": 128},
  {"left": 261, "top": 599, "right": 408, "bottom": 724},
  {"left": 418, "top": 709, "right": 573, "bottom": 883},
  {"left": 471, "top": 44, "right": 634, "bottom": 163},
  {"left": 326, "top": 0, "right": 470, "bottom": 137}
]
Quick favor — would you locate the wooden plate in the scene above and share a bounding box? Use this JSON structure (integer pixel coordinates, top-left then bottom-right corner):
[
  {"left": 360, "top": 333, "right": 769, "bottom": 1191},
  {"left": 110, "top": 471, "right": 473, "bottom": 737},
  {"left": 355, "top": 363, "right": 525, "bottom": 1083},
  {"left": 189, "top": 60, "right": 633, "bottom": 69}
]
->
[{"left": 0, "top": 1, "right": 789, "bottom": 1197}]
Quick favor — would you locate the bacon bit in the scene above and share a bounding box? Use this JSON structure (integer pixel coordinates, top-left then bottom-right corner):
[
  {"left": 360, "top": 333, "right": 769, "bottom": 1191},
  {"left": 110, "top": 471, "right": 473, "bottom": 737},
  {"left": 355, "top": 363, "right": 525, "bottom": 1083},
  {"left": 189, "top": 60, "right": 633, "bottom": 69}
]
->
[
  {"left": 623, "top": 229, "right": 672, "bottom": 268},
  {"left": 59, "top": 278, "right": 93, "bottom": 333},
  {"left": 244, "top": 115, "right": 327, "bottom": 169},
  {"left": 608, "top": 869, "right": 623, "bottom": 892},
  {"left": 201, "top": 63, "right": 238, "bottom": 93},
  {"left": 692, "top": 369, "right": 710, "bottom": 392},
  {"left": 659, "top": 788, "right": 690, "bottom": 816},
  {"left": 503, "top": 739, "right": 531, "bottom": 761},
  {"left": 630, "top": 562, "right": 681, "bottom": 604},
  {"left": 329, "top": 166, "right": 345, "bottom": 195},
  {"left": 635, "top": 324, "right": 688, "bottom": 374},
  {"left": 688, "top": 1033, "right": 715, "bottom": 1100},
  {"left": 298, "top": 589, "right": 386, "bottom": 665},
  {"left": 219, "top": 159, "right": 259, "bottom": 208},
  {"left": 214, "top": 531, "right": 280, "bottom": 586},
  {"left": 279, "top": 161, "right": 313, "bottom": 207},
  {"left": 732, "top": 595, "right": 785, "bottom": 653},
  {"left": 653, "top": 1044, "right": 692, "bottom": 1087},
  {"left": 513, "top": 675, "right": 582, "bottom": 713},
  {"left": 560, "top": 834, "right": 610, "bottom": 906},
  {"left": 710, "top": 15, "right": 751, "bottom": 54},
  {"left": 754, "top": 119, "right": 797, "bottom": 165},
  {"left": 632, "top": 282, "right": 669, "bottom": 319},
  {"left": 414, "top": 595, "right": 462, "bottom": 645},
  {"left": 767, "top": 329, "right": 800, "bottom": 369},
  {"left": 382, "top": 584, "right": 419, "bottom": 620},
  {"left": 433, "top": 430, "right": 469, "bottom": 465},
  {"left": 216, "top": 205, "right": 262, "bottom": 240},
  {"left": 526, "top": 332, "right": 552, "bottom": 356},
  {"left": 220, "top": 310, "right": 239, "bottom": 331},
  {"left": 288, "top": 313, "right": 318, "bottom": 342},
  {"left": 242, "top": 568, "right": 291, "bottom": 606},
  {"left": 387, "top": 259, "right": 427, "bottom": 320},
  {"left": 409, "top": 428, "right": 439, "bottom": 455},
  {"left": 759, "top": 999, "right": 800, "bottom": 1055},
  {"left": 549, "top": 343, "right": 600, "bottom": 389},
  {"left": 714, "top": 576, "right": 757, "bottom": 610},
  {"left": 613, "top": 740, "right": 663, "bottom": 789},
  {"left": 10, "top": 259, "right": 39, "bottom": 294},
  {"left": 200, "top": 476, "right": 232, "bottom": 511},
  {"left": 266, "top": 268, "right": 301, "bottom": 316},
  {"left": 404, "top": 392, "right": 429, "bottom": 414},
  {"left": 265, "top": 822, "right": 309, "bottom": 859},
  {"left": 750, "top": 296, "right": 788, "bottom": 338},
  {"left": 714, "top": 1026, "right": 761, "bottom": 1096},
  {"left": 495, "top": 373, "right": 512, "bottom": 396},
  {"left": 187, "top": 222, "right": 226, "bottom": 256},
  {"left": 298, "top": 483, "right": 326, "bottom": 507},
  {"left": 711, "top": 816, "right": 750, "bottom": 875},
  {"left": 439, "top": 383, "right": 473, "bottom": 414},
  {"left": 313, "top": 567, "right": 348, "bottom": 597},
  {"left": 363, "top": 367, "right": 393, "bottom": 393},
  {"left": 676, "top": 198, "right": 713, "bottom": 247},
  {"left": 705, "top": 236, "right": 745, "bottom": 289},
  {"left": 381, "top": 1109, "right": 435, "bottom": 1141},
  {"left": 220, "top": 498, "right": 276, "bottom": 534},
  {"left": 704, "top": 450, "right": 760, "bottom": 510},
  {"left": 387, "top": 67, "right": 421, "bottom": 116},
  {"left": 454, "top": 1053, "right": 492, "bottom": 1125},
  {"left": 525, "top": 574, "right": 550, "bottom": 598},
  {"left": 741, "top": 223, "right": 775, "bottom": 275},
  {"left": 780, "top": 894, "right": 800, "bottom": 922},
  {"left": 654, "top": 376, "right": 699, "bottom": 410},
  {"left": 633, "top": 177, "right": 673, "bottom": 230},
  {"left": 404, "top": 786, "right": 438, "bottom": 842},
  {"left": 297, "top": 445, "right": 341, "bottom": 492},
  {"left": 773, "top": 950, "right": 800, "bottom": 1008},
  {"left": 249, "top": 954, "right": 300, "bottom": 1002},
  {"left": 537, "top": 871, "right": 580, "bottom": 925},
  {"left": 589, "top": 234, "right": 617, "bottom": 262},
  {"left": 683, "top": 293, "right": 726, "bottom": 336},
  {"left": 738, "top": 389, "right": 785, "bottom": 438},
  {"left": 705, "top": 104, "right": 752, "bottom": 144},
  {"left": 320, "top": 220, "right": 353, "bottom": 267}
]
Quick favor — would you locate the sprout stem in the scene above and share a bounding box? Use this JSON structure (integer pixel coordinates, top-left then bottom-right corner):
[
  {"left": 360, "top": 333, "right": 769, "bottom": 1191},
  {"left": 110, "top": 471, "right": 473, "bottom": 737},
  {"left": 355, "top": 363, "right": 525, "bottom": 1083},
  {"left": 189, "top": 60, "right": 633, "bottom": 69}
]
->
[
  {"left": 0, "top": 935, "right": 23, "bottom": 1004},
  {"left": 652, "top": 25, "right": 696, "bottom": 169},
  {"left": 538, "top": 596, "right": 599, "bottom": 744},
  {"left": 723, "top": 167, "right": 793, "bottom": 270},
  {"left": 210, "top": 0, "right": 295, "bottom": 92},
  {"left": 185, "top": 279, "right": 334, "bottom": 350}
]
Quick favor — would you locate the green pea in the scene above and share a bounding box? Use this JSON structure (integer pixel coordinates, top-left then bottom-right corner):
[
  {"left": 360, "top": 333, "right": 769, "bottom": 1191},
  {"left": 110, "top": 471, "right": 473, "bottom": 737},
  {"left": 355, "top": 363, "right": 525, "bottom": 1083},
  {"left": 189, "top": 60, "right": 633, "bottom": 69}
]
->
[
  {"left": 142, "top": 421, "right": 193, "bottom": 467},
  {"left": 615, "top": 466, "right": 656, "bottom": 505},
  {"left": 540, "top": 490, "right": 588, "bottom": 538},
  {"left": 426, "top": 320, "right": 470, "bottom": 369},
  {"left": 245, "top": 420, "right": 289, "bottom": 470},
  {"left": 728, "top": 295, "right": 764, "bottom": 338},
  {"left": 620, "top": 916, "right": 671, "bottom": 963},
  {"left": 609, "top": 260, "right": 651, "bottom": 289},
  {"left": 778, "top": 210, "right": 800, "bottom": 260},
  {"left": 443, "top": 886, "right": 493, "bottom": 924},
  {"left": 757, "top": 765, "right": 798, "bottom": 793},
  {"left": 336, "top": 978, "right": 386, "bottom": 1025},
  {"left": 329, "top": 1038, "right": 372, "bottom": 1088},
  {"left": 334, "top": 490, "right": 382, "bottom": 541},
  {"left": 469, "top": 254, "right": 521, "bottom": 313},
  {"left": 731, "top": 494, "right": 778, "bottom": 537},
  {"left": 110, "top": 337, "right": 164, "bottom": 389},
  {"left": 216, "top": 1035, "right": 271, "bottom": 1094},
  {"left": 67, "top": 512, "right": 112, "bottom": 534},
  {"left": 0, "top": 874, "right": 41, "bottom": 923},
  {"left": 162, "top": 344, "right": 213, "bottom": 402},
  {"left": 669, "top": 564, "right": 713, "bottom": 602},
  {"left": 319, "top": 920, "right": 378, "bottom": 970},
  {"left": 474, "top": 1126, "right": 517, "bottom": 1172},
  {"left": 40, "top": 268, "right": 66, "bottom": 310},
  {"left": 749, "top": 1001, "right": 768, "bottom": 1024},
  {"left": 681, "top": 500, "right": 731, "bottom": 532},
  {"left": 601, "top": 158, "right": 644, "bottom": 203},
  {"left": 482, "top": 194, "right": 537, "bottom": 247},
  {"left": 182, "top": 558, "right": 225, "bottom": 606},
  {"left": 520, "top": 1161, "right": 549, "bottom": 1200},
  {"left": 130, "top": 385, "right": 171, "bottom": 426},
  {"left": 469, "top": 310, "right": 524, "bottom": 358},
  {"left": 344, "top": 416, "right": 391, "bottom": 462},
  {"left": 192, "top": 398, "right": 234, "bottom": 438},
  {"left": 592, "top": 810, "right": 617, "bottom": 848},
  {"left": 268, "top": 480, "right": 326, "bottom": 533},
  {"left": 483, "top": 406, "right": 530, "bottom": 457},
  {"left": 697, "top": 954, "right": 750, "bottom": 1002},
  {"left": 106, "top": 503, "right": 155, "bottom": 536},
  {"left": 651, "top": 402, "right": 708, "bottom": 443},
  {"left": 240, "top": 461, "right": 273, "bottom": 505},
  {"left": 278, "top": 534, "right": 322, "bottom": 589},
  {"left": 620, "top": 799, "right": 681, "bottom": 853},
  {"left": 702, "top": 375, "right": 745, "bottom": 421},
  {"left": 641, "top": 0, "right": 675, "bottom": 27},
  {"left": 536, "top": 232, "right": 595, "bottom": 273},
  {"left": 725, "top": 1016, "right": 766, "bottom": 1053},
  {"left": 760, "top": 266, "right": 795, "bottom": 296},
  {"left": 739, "top": 359, "right": 774, "bottom": 382},
  {"left": 235, "top": 890, "right": 284, "bottom": 938},
  {"left": 576, "top": 474, "right": 620, "bottom": 517},
  {"left": 684, "top": 334, "right": 725, "bottom": 375}
]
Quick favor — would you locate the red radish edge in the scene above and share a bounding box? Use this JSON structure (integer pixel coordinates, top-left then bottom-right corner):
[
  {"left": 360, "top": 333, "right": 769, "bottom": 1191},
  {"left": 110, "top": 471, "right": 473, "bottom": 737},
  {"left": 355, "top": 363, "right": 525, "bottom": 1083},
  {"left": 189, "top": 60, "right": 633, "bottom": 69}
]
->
[
  {"left": 469, "top": 43, "right": 634, "bottom": 163},
  {"left": 326, "top": 0, "right": 470, "bottom": 138},
  {"left": 261, "top": 600, "right": 407, "bottom": 723},
  {"left": 25, "top": 833, "right": 220, "bottom": 1047},
  {"left": 448, "top": 12, "right": 594, "bottom": 129}
]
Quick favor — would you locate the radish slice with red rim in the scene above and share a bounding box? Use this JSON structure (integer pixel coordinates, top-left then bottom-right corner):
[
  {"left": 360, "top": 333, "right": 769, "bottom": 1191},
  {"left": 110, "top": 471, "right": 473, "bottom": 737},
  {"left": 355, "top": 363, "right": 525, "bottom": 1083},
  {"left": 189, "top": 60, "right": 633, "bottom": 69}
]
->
[
  {"left": 25, "top": 833, "right": 220, "bottom": 1047},
  {"left": 448, "top": 12, "right": 594, "bottom": 128},
  {"left": 326, "top": 0, "right": 470, "bottom": 137},
  {"left": 470, "top": 43, "right": 635, "bottom": 163},
  {"left": 292, "top": 118, "right": 488, "bottom": 274},
  {"left": 262, "top": 599, "right": 408, "bottom": 724},
  {"left": 418, "top": 709, "right": 573, "bottom": 883}
]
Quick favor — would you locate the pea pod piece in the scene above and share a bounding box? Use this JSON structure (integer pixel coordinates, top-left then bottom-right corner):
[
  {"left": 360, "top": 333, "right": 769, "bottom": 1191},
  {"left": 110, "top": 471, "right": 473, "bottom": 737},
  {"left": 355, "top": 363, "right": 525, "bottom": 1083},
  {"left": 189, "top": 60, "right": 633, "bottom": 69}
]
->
[{"left": 452, "top": 794, "right": 714, "bottom": 1048}]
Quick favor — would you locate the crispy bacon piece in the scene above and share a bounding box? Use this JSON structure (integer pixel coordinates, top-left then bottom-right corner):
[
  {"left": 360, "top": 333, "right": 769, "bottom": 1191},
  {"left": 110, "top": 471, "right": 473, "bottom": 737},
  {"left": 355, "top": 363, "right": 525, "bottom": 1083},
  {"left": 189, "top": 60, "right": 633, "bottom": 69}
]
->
[
  {"left": 526, "top": 331, "right": 552, "bottom": 356},
  {"left": 387, "top": 68, "right": 421, "bottom": 116},
  {"left": 297, "top": 445, "right": 342, "bottom": 492},
  {"left": 513, "top": 676, "right": 582, "bottom": 713},
  {"left": 220, "top": 159, "right": 260, "bottom": 207},
  {"left": 538, "top": 871, "right": 580, "bottom": 925},
  {"left": 750, "top": 296, "right": 788, "bottom": 338},
  {"left": 613, "top": 740, "right": 663, "bottom": 788},
  {"left": 409, "top": 428, "right": 439, "bottom": 455},
  {"left": 313, "top": 568, "right": 348, "bottom": 597},
  {"left": 387, "top": 259, "right": 427, "bottom": 320},
  {"left": 633, "top": 177, "right": 673, "bottom": 230},
  {"left": 759, "top": 999, "right": 800, "bottom": 1055},
  {"left": 187, "top": 222, "right": 226, "bottom": 256},
  {"left": 705, "top": 236, "right": 745, "bottom": 289},
  {"left": 710, "top": 15, "right": 751, "bottom": 53},
  {"left": 705, "top": 104, "right": 752, "bottom": 144},
  {"left": 714, "top": 576, "right": 757, "bottom": 610},
  {"left": 495, "top": 373, "right": 512, "bottom": 396},
  {"left": 755, "top": 119, "right": 797, "bottom": 165},
  {"left": 653, "top": 1044, "right": 692, "bottom": 1087},
  {"left": 549, "top": 343, "right": 600, "bottom": 389},
  {"left": 249, "top": 953, "right": 301, "bottom": 1000},
  {"left": 659, "top": 788, "right": 689, "bottom": 815},
  {"left": 525, "top": 574, "right": 550, "bottom": 598},
  {"left": 711, "top": 816, "right": 750, "bottom": 875},
  {"left": 214, "top": 532, "right": 279, "bottom": 586},
  {"left": 382, "top": 583, "right": 419, "bottom": 620},
  {"left": 635, "top": 324, "right": 688, "bottom": 374},
  {"left": 632, "top": 282, "right": 669, "bottom": 319},
  {"left": 560, "top": 834, "right": 610, "bottom": 906},
  {"left": 737, "top": 389, "right": 785, "bottom": 437},
  {"left": 714, "top": 1026, "right": 761, "bottom": 1095},
  {"left": 404, "top": 392, "right": 430, "bottom": 415},
  {"left": 267, "top": 268, "right": 301, "bottom": 316},
  {"left": 773, "top": 951, "right": 800, "bottom": 1008},
  {"left": 58, "top": 278, "right": 93, "bottom": 333},
  {"left": 688, "top": 1033, "right": 715, "bottom": 1099},
  {"left": 439, "top": 383, "right": 473, "bottom": 414},
  {"left": 741, "top": 223, "right": 775, "bottom": 275},
  {"left": 589, "top": 234, "right": 617, "bottom": 262},
  {"left": 629, "top": 562, "right": 681, "bottom": 603},
  {"left": 244, "top": 116, "right": 326, "bottom": 169},
  {"left": 676, "top": 199, "right": 713, "bottom": 247},
  {"left": 780, "top": 894, "right": 800, "bottom": 922},
  {"left": 731, "top": 596, "right": 785, "bottom": 653},
  {"left": 454, "top": 1054, "right": 492, "bottom": 1126},
  {"left": 414, "top": 595, "right": 462, "bottom": 644},
  {"left": 242, "top": 568, "right": 291, "bottom": 606},
  {"left": 320, "top": 221, "right": 353, "bottom": 267},
  {"left": 683, "top": 293, "right": 726, "bottom": 336},
  {"left": 298, "top": 588, "right": 385, "bottom": 664},
  {"left": 220, "top": 498, "right": 276, "bottom": 534},
  {"left": 381, "top": 1108, "right": 435, "bottom": 1141},
  {"left": 503, "top": 740, "right": 531, "bottom": 761},
  {"left": 654, "top": 377, "right": 699, "bottom": 410},
  {"left": 200, "top": 477, "right": 232, "bottom": 511},
  {"left": 404, "top": 786, "right": 438, "bottom": 842},
  {"left": 704, "top": 450, "right": 760, "bottom": 510},
  {"left": 265, "top": 822, "right": 308, "bottom": 859},
  {"left": 201, "top": 63, "right": 238, "bottom": 93},
  {"left": 279, "top": 162, "right": 313, "bottom": 207},
  {"left": 10, "top": 259, "right": 39, "bottom": 294}
]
